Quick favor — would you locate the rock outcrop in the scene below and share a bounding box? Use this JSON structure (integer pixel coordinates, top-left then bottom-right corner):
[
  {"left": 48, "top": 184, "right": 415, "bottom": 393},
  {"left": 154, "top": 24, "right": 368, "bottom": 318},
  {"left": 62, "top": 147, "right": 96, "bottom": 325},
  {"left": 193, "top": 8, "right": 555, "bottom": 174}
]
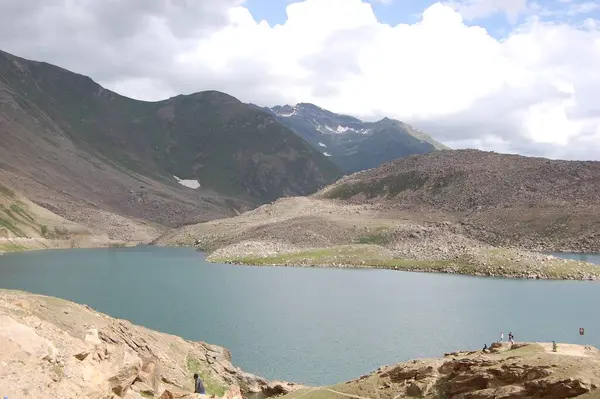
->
[
  {"left": 279, "top": 342, "right": 600, "bottom": 398},
  {"left": 0, "top": 290, "right": 301, "bottom": 399}
]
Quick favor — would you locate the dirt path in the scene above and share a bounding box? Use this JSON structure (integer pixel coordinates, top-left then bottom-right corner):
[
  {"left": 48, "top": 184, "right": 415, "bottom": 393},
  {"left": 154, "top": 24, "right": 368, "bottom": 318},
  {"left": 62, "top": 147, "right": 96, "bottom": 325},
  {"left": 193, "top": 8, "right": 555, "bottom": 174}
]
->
[
  {"left": 538, "top": 342, "right": 595, "bottom": 357},
  {"left": 323, "top": 388, "right": 373, "bottom": 399}
]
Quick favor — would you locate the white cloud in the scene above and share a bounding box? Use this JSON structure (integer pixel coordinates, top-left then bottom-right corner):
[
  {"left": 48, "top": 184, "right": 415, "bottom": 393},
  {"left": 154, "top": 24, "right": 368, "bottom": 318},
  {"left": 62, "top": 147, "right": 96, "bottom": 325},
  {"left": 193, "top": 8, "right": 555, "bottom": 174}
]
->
[
  {"left": 0, "top": 0, "right": 599, "bottom": 160},
  {"left": 446, "top": 0, "right": 530, "bottom": 22}
]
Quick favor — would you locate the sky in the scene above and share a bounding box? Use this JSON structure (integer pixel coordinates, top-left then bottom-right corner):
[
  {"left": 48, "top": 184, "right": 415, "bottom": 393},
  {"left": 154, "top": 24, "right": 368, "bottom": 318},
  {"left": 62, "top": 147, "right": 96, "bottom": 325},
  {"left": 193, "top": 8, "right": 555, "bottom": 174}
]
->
[{"left": 0, "top": 0, "right": 599, "bottom": 160}]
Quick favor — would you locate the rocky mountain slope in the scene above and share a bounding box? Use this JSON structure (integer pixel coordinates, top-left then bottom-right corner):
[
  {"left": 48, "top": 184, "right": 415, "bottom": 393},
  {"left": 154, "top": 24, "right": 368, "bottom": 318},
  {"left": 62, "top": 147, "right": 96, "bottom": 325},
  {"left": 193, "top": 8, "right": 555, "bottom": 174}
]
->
[
  {"left": 265, "top": 103, "right": 447, "bottom": 173},
  {"left": 0, "top": 49, "right": 341, "bottom": 243},
  {"left": 0, "top": 181, "right": 135, "bottom": 253},
  {"left": 280, "top": 342, "right": 600, "bottom": 398},
  {"left": 158, "top": 150, "right": 600, "bottom": 279},
  {"left": 156, "top": 196, "right": 600, "bottom": 280},
  {"left": 318, "top": 149, "right": 600, "bottom": 252},
  {"left": 0, "top": 290, "right": 300, "bottom": 399}
]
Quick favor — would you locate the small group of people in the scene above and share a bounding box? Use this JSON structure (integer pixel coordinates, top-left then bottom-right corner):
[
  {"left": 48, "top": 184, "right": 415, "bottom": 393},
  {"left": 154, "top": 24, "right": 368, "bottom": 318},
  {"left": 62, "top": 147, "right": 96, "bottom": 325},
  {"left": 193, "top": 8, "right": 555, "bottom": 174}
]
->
[
  {"left": 483, "top": 331, "right": 516, "bottom": 351},
  {"left": 500, "top": 331, "right": 515, "bottom": 344}
]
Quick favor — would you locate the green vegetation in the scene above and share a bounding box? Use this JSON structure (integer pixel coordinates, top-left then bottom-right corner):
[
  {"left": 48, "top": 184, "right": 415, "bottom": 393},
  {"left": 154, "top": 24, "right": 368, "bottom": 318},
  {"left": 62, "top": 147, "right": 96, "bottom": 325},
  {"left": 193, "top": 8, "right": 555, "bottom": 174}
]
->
[
  {"left": 40, "top": 225, "right": 70, "bottom": 239},
  {"left": 10, "top": 203, "right": 36, "bottom": 223},
  {"left": 186, "top": 354, "right": 227, "bottom": 397},
  {"left": 322, "top": 171, "right": 429, "bottom": 200},
  {"left": 0, "top": 243, "right": 26, "bottom": 252},
  {"left": 0, "top": 217, "right": 26, "bottom": 237},
  {"left": 211, "top": 244, "right": 600, "bottom": 280},
  {"left": 212, "top": 245, "right": 454, "bottom": 272},
  {"left": 356, "top": 232, "right": 391, "bottom": 245},
  {"left": 140, "top": 393, "right": 154, "bottom": 399}
]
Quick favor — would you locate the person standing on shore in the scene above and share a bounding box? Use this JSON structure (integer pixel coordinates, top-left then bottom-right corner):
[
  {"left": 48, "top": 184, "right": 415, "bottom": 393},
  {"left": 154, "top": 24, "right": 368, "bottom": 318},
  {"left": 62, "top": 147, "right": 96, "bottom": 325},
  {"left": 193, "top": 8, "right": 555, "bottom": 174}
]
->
[
  {"left": 500, "top": 332, "right": 504, "bottom": 342},
  {"left": 508, "top": 332, "right": 514, "bottom": 344},
  {"left": 193, "top": 373, "right": 206, "bottom": 395}
]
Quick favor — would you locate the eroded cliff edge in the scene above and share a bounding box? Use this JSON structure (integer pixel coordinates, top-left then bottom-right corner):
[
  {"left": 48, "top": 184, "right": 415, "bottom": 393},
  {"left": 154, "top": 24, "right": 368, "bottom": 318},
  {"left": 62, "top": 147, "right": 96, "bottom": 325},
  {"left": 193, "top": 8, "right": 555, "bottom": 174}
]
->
[{"left": 0, "top": 290, "right": 299, "bottom": 399}]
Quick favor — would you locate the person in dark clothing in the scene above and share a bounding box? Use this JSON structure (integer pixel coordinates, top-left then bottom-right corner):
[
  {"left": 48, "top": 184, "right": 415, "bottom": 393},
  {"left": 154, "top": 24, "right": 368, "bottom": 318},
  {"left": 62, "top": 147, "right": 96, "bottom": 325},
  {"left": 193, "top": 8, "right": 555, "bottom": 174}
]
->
[{"left": 194, "top": 373, "right": 206, "bottom": 394}]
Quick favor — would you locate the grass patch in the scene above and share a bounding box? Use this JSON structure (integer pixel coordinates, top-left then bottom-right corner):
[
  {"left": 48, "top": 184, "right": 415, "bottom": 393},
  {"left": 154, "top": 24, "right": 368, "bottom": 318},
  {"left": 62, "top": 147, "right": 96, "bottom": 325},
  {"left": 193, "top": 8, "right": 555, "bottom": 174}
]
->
[
  {"left": 140, "top": 393, "right": 154, "bottom": 399},
  {"left": 186, "top": 354, "right": 228, "bottom": 397},
  {"left": 0, "top": 217, "right": 26, "bottom": 237},
  {"left": 41, "top": 225, "right": 70, "bottom": 239},
  {"left": 213, "top": 245, "right": 455, "bottom": 272},
  {"left": 0, "top": 243, "right": 26, "bottom": 252},
  {"left": 356, "top": 233, "right": 390, "bottom": 245},
  {"left": 10, "top": 203, "right": 36, "bottom": 223},
  {"left": 322, "top": 171, "right": 429, "bottom": 200}
]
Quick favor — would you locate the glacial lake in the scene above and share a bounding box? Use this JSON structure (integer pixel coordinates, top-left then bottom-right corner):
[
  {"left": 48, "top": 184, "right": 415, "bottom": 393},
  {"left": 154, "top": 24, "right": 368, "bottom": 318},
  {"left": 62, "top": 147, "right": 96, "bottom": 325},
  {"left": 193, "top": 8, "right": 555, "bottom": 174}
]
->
[{"left": 0, "top": 246, "right": 599, "bottom": 386}]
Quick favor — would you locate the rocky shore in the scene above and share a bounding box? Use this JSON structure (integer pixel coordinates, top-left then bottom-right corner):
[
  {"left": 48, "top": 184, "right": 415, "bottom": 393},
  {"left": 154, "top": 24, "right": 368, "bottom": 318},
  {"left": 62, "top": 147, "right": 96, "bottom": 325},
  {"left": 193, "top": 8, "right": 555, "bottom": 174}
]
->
[
  {"left": 2, "top": 290, "right": 599, "bottom": 399},
  {"left": 157, "top": 197, "right": 600, "bottom": 281},
  {"left": 280, "top": 341, "right": 600, "bottom": 398},
  {"left": 0, "top": 290, "right": 300, "bottom": 399},
  {"left": 210, "top": 243, "right": 600, "bottom": 280}
]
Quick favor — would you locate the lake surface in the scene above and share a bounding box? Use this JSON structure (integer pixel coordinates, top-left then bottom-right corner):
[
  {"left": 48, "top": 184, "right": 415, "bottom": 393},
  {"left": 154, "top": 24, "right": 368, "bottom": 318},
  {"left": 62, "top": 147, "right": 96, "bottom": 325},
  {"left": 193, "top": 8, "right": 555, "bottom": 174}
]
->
[
  {"left": 551, "top": 252, "right": 600, "bottom": 264},
  {"left": 0, "top": 247, "right": 599, "bottom": 386}
]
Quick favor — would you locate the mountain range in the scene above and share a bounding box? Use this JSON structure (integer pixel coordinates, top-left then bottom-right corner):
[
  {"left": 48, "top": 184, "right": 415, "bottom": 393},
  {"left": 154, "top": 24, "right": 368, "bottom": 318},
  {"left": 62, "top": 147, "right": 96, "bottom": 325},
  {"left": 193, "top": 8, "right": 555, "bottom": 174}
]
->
[
  {"left": 0, "top": 48, "right": 446, "bottom": 243},
  {"left": 265, "top": 103, "right": 447, "bottom": 173}
]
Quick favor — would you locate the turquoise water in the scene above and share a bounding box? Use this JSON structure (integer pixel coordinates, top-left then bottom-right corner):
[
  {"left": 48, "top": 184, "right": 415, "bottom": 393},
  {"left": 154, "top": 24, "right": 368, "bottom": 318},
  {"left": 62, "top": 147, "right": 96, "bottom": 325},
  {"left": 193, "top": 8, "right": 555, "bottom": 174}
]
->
[
  {"left": 0, "top": 246, "right": 598, "bottom": 385},
  {"left": 551, "top": 252, "right": 600, "bottom": 264}
]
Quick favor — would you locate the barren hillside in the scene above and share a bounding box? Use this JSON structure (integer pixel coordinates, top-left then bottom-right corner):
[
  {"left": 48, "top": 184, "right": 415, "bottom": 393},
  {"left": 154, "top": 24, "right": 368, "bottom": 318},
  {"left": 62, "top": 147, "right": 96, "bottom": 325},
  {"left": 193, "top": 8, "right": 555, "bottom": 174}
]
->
[
  {"left": 158, "top": 150, "right": 600, "bottom": 279},
  {"left": 317, "top": 149, "right": 600, "bottom": 251},
  {"left": 0, "top": 49, "right": 340, "bottom": 242}
]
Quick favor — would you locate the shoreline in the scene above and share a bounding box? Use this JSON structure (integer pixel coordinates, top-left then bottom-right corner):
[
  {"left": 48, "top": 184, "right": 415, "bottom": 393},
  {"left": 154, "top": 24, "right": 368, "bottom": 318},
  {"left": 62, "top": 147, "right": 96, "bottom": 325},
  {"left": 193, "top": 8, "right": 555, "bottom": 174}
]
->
[
  {"left": 3, "top": 289, "right": 599, "bottom": 398},
  {"left": 213, "top": 258, "right": 600, "bottom": 280},
  {"left": 0, "top": 237, "right": 137, "bottom": 255},
  {"left": 207, "top": 243, "right": 600, "bottom": 281},
  {"left": 3, "top": 238, "right": 599, "bottom": 281}
]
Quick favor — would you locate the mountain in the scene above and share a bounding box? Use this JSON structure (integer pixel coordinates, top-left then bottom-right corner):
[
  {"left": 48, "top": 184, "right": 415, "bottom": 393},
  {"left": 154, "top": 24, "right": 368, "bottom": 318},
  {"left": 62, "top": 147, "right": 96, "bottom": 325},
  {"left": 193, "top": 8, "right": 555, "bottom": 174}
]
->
[
  {"left": 0, "top": 49, "right": 341, "bottom": 240},
  {"left": 158, "top": 150, "right": 600, "bottom": 280},
  {"left": 264, "top": 103, "right": 448, "bottom": 173},
  {"left": 318, "top": 149, "right": 600, "bottom": 251}
]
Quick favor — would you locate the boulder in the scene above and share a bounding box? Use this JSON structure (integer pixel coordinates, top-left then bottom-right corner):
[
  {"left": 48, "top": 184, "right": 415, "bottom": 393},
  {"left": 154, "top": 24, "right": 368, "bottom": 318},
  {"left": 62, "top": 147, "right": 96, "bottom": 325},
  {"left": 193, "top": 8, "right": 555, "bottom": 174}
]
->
[
  {"left": 0, "top": 315, "right": 59, "bottom": 362},
  {"left": 445, "top": 373, "right": 492, "bottom": 396},
  {"left": 263, "top": 380, "right": 299, "bottom": 396},
  {"left": 525, "top": 378, "right": 591, "bottom": 397},
  {"left": 406, "top": 380, "right": 434, "bottom": 397},
  {"left": 108, "top": 345, "right": 143, "bottom": 396},
  {"left": 132, "top": 380, "right": 156, "bottom": 396},
  {"left": 138, "top": 360, "right": 161, "bottom": 393},
  {"left": 159, "top": 389, "right": 200, "bottom": 399},
  {"left": 456, "top": 385, "right": 529, "bottom": 399},
  {"left": 388, "top": 365, "right": 418, "bottom": 382},
  {"left": 489, "top": 342, "right": 512, "bottom": 353},
  {"left": 222, "top": 385, "right": 243, "bottom": 399}
]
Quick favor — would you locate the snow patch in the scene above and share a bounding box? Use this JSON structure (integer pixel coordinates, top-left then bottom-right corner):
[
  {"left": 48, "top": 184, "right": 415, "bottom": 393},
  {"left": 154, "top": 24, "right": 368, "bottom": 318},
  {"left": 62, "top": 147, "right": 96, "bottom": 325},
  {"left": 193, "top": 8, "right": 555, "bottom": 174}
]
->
[
  {"left": 336, "top": 125, "right": 350, "bottom": 133},
  {"left": 318, "top": 142, "right": 327, "bottom": 147},
  {"left": 323, "top": 152, "right": 332, "bottom": 157},
  {"left": 173, "top": 175, "right": 201, "bottom": 189},
  {"left": 275, "top": 106, "right": 297, "bottom": 117}
]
